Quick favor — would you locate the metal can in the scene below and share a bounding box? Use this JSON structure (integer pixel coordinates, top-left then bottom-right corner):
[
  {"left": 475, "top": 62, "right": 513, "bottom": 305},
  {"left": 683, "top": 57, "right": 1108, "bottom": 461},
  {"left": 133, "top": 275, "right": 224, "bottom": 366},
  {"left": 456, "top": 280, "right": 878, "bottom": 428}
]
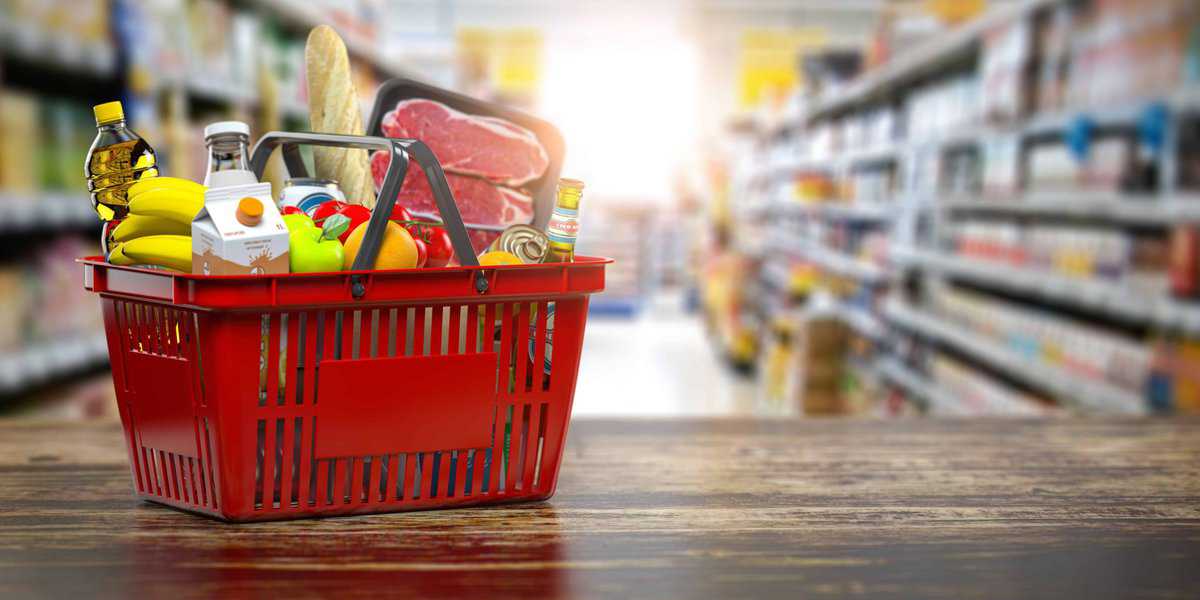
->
[
  {"left": 279, "top": 178, "right": 346, "bottom": 215},
  {"left": 489, "top": 224, "right": 550, "bottom": 264}
]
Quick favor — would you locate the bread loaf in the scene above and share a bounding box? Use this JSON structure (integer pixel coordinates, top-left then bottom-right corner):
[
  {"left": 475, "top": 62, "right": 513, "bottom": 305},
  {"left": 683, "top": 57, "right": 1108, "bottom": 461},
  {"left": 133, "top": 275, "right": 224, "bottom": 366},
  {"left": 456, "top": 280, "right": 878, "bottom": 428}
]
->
[{"left": 305, "top": 25, "right": 376, "bottom": 208}]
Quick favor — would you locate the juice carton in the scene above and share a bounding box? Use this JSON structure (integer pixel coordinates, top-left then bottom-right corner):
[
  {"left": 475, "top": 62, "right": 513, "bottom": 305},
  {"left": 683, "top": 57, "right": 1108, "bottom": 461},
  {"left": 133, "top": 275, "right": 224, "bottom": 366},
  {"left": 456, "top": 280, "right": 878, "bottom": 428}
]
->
[{"left": 191, "top": 182, "right": 290, "bottom": 275}]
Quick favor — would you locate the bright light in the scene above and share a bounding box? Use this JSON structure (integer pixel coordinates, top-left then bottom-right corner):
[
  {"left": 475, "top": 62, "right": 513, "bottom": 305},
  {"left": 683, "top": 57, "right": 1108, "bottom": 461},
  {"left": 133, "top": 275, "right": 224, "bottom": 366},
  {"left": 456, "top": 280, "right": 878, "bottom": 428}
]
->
[{"left": 541, "top": 37, "right": 699, "bottom": 202}]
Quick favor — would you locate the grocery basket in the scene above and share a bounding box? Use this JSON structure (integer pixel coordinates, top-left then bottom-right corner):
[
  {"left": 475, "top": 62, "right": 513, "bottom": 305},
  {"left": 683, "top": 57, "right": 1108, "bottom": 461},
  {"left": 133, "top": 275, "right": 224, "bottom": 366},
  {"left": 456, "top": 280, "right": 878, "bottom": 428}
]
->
[{"left": 80, "top": 132, "right": 609, "bottom": 521}]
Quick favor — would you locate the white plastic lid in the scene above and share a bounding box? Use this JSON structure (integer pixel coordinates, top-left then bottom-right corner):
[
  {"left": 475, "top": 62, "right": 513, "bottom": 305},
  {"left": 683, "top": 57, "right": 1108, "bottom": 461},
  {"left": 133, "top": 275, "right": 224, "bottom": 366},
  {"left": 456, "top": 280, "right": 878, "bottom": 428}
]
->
[{"left": 204, "top": 121, "right": 250, "bottom": 140}]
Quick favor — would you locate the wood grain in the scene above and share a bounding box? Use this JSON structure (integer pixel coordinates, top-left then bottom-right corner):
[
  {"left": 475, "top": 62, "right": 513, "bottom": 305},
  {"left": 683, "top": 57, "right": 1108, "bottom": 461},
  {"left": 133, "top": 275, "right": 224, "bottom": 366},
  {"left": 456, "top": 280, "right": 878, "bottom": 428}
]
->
[{"left": 1, "top": 418, "right": 1198, "bottom": 599}]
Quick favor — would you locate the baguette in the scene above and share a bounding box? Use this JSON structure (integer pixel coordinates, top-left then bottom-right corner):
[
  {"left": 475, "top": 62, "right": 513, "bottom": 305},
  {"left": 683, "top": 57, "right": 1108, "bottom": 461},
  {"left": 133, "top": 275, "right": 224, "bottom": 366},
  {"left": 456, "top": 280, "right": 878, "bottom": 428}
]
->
[{"left": 305, "top": 25, "right": 376, "bottom": 208}]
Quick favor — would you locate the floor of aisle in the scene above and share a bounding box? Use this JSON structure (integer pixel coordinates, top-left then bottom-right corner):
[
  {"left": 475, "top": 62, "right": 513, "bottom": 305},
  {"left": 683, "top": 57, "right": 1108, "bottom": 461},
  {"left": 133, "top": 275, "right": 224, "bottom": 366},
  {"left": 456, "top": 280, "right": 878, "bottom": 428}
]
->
[{"left": 572, "top": 292, "right": 757, "bottom": 417}]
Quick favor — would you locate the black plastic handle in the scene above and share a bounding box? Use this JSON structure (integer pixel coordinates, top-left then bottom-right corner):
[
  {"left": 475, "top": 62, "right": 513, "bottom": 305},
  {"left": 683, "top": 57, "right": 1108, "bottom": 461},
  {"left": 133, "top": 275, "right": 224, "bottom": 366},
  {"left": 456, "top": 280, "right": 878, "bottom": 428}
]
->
[{"left": 248, "top": 132, "right": 486, "bottom": 298}]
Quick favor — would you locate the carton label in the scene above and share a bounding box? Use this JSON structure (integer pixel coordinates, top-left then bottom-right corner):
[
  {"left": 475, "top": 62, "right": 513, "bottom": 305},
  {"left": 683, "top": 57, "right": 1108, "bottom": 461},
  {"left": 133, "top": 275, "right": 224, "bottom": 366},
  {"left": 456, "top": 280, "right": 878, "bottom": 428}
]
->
[{"left": 192, "top": 182, "right": 289, "bottom": 276}]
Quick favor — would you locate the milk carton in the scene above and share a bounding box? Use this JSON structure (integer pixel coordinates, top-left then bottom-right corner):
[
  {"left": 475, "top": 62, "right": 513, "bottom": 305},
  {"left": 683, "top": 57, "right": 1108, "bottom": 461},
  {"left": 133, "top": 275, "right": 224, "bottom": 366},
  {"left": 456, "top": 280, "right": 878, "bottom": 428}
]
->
[{"left": 191, "top": 182, "right": 290, "bottom": 275}]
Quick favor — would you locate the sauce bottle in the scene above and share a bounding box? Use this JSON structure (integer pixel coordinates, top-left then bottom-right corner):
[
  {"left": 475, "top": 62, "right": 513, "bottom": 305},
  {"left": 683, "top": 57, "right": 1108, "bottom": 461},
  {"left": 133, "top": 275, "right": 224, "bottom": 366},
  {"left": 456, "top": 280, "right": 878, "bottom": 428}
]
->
[{"left": 546, "top": 178, "right": 585, "bottom": 263}]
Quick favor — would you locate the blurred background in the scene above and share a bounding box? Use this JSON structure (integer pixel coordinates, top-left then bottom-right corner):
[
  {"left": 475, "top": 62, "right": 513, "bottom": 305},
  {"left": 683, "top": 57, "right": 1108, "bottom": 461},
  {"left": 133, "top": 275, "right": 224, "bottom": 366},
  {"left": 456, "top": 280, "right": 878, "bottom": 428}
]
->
[{"left": 1, "top": 0, "right": 1199, "bottom": 420}]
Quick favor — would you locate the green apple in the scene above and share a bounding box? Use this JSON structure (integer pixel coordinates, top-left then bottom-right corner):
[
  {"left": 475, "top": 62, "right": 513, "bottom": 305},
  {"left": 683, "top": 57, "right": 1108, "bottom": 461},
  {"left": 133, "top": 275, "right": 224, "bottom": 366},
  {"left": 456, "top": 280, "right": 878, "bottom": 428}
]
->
[
  {"left": 283, "top": 213, "right": 314, "bottom": 233},
  {"left": 289, "top": 219, "right": 345, "bottom": 273}
]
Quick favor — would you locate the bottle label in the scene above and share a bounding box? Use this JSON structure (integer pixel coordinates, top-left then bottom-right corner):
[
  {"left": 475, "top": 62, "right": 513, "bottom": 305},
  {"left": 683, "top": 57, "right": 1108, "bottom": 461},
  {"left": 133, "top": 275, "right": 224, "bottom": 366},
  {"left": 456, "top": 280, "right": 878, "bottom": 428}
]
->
[{"left": 547, "top": 208, "right": 579, "bottom": 244}]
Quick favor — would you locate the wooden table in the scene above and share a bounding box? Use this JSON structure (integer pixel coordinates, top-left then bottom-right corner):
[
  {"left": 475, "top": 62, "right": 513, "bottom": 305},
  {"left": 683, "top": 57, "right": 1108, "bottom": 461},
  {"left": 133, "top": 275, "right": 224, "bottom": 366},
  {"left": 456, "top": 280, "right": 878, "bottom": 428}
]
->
[{"left": 2, "top": 418, "right": 1199, "bottom": 598}]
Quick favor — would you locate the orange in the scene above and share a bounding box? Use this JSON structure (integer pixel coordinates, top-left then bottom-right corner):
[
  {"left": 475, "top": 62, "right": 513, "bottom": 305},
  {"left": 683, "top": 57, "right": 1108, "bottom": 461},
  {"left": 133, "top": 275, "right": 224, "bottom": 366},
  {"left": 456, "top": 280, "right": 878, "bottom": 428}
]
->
[{"left": 343, "top": 221, "right": 418, "bottom": 270}]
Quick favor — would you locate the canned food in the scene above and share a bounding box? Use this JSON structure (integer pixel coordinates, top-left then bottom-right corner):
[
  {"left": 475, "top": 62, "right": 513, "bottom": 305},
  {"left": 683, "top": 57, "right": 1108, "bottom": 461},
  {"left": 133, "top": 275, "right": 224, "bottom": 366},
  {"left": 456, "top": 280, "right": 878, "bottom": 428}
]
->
[
  {"left": 279, "top": 178, "right": 346, "bottom": 215},
  {"left": 489, "top": 224, "right": 550, "bottom": 264}
]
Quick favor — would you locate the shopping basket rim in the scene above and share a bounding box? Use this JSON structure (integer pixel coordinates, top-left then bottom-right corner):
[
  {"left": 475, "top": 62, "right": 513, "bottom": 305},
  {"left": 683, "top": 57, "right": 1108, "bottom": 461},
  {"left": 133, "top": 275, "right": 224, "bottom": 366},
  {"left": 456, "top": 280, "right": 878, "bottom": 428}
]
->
[{"left": 77, "top": 254, "right": 613, "bottom": 280}]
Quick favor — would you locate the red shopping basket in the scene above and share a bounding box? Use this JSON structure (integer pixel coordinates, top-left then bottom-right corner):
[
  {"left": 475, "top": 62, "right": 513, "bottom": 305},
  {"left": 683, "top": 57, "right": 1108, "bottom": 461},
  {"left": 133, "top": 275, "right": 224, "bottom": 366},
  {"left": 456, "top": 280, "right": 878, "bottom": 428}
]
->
[{"left": 80, "top": 132, "right": 609, "bottom": 521}]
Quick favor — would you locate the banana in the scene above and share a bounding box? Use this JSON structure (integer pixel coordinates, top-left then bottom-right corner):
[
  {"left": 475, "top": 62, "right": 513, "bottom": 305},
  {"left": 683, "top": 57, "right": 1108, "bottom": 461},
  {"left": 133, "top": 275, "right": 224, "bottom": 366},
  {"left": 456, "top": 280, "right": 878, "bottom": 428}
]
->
[
  {"left": 114, "top": 235, "right": 192, "bottom": 273},
  {"left": 128, "top": 188, "right": 204, "bottom": 224},
  {"left": 107, "top": 244, "right": 136, "bottom": 266},
  {"left": 128, "top": 176, "right": 205, "bottom": 199},
  {"left": 110, "top": 214, "right": 192, "bottom": 243}
]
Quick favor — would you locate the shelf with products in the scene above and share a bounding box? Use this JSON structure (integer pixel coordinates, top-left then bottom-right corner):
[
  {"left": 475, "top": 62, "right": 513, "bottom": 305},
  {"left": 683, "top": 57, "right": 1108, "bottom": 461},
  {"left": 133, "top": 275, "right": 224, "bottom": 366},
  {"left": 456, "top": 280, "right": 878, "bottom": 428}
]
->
[
  {"left": 0, "top": 192, "right": 99, "bottom": 234},
  {"left": 777, "top": 237, "right": 888, "bottom": 284},
  {"left": 940, "top": 192, "right": 1200, "bottom": 226},
  {"left": 0, "top": 17, "right": 117, "bottom": 76},
  {"left": 894, "top": 246, "right": 1200, "bottom": 334},
  {"left": 877, "top": 358, "right": 960, "bottom": 415},
  {"left": 254, "top": 0, "right": 415, "bottom": 80},
  {"left": 883, "top": 300, "right": 1144, "bottom": 414},
  {"left": 0, "top": 333, "right": 108, "bottom": 397}
]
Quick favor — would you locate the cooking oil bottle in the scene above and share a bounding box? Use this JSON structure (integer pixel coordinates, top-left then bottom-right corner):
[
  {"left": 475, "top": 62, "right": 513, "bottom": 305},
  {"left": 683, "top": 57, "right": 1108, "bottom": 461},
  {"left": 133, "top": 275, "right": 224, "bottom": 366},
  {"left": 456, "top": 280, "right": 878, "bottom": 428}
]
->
[
  {"left": 546, "top": 178, "right": 584, "bottom": 262},
  {"left": 86, "top": 101, "right": 158, "bottom": 221}
]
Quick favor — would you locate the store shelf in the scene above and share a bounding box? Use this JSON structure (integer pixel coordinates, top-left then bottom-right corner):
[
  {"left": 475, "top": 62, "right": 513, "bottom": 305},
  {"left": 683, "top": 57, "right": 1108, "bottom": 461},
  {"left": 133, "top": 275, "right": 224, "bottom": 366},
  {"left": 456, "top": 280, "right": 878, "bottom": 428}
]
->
[
  {"left": 835, "top": 303, "right": 886, "bottom": 341},
  {"left": 255, "top": 0, "right": 414, "bottom": 79},
  {"left": 780, "top": 238, "right": 888, "bottom": 284},
  {"left": 883, "top": 301, "right": 1144, "bottom": 414},
  {"left": 941, "top": 192, "right": 1200, "bottom": 225},
  {"left": 772, "top": 201, "right": 895, "bottom": 223},
  {"left": 0, "top": 333, "right": 109, "bottom": 396},
  {"left": 878, "top": 358, "right": 961, "bottom": 415},
  {"left": 0, "top": 192, "right": 99, "bottom": 233},
  {"left": 804, "top": 0, "right": 1057, "bottom": 121},
  {"left": 0, "top": 21, "right": 117, "bottom": 76},
  {"left": 895, "top": 247, "right": 1200, "bottom": 334}
]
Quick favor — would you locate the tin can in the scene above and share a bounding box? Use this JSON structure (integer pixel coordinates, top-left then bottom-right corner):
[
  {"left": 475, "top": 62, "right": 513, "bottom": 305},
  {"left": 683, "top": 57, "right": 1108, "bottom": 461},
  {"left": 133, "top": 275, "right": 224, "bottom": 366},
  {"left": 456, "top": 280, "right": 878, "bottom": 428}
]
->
[
  {"left": 280, "top": 178, "right": 346, "bottom": 216},
  {"left": 528, "top": 304, "right": 555, "bottom": 375},
  {"left": 489, "top": 224, "right": 550, "bottom": 264}
]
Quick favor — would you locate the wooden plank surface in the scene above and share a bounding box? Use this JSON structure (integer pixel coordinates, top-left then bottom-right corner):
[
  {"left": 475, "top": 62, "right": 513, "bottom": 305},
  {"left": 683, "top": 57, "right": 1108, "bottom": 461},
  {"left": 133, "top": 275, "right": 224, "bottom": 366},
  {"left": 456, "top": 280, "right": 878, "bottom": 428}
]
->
[{"left": 1, "top": 418, "right": 1199, "bottom": 598}]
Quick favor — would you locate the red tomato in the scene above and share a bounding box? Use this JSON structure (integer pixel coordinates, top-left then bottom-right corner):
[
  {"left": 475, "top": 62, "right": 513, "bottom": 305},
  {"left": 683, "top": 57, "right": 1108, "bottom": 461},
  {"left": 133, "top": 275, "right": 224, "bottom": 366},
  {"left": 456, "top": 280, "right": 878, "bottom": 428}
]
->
[
  {"left": 311, "top": 200, "right": 348, "bottom": 227},
  {"left": 388, "top": 204, "right": 413, "bottom": 224},
  {"left": 280, "top": 205, "right": 306, "bottom": 216},
  {"left": 424, "top": 226, "right": 454, "bottom": 268},
  {"left": 412, "top": 237, "right": 428, "bottom": 268},
  {"left": 336, "top": 205, "right": 372, "bottom": 244}
]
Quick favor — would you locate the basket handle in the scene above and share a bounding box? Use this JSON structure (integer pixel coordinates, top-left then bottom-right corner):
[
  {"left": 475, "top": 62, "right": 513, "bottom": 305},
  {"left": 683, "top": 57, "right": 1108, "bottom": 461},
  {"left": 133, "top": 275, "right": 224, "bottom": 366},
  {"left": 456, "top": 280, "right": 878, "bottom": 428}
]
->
[{"left": 248, "top": 132, "right": 486, "bottom": 298}]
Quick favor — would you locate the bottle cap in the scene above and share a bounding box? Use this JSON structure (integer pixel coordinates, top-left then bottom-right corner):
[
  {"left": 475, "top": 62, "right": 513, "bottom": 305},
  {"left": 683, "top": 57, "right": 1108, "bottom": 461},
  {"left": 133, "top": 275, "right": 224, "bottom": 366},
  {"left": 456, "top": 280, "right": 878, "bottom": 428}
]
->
[
  {"left": 93, "top": 101, "right": 124, "bottom": 125},
  {"left": 236, "top": 197, "right": 264, "bottom": 227},
  {"left": 204, "top": 121, "right": 251, "bottom": 140}
]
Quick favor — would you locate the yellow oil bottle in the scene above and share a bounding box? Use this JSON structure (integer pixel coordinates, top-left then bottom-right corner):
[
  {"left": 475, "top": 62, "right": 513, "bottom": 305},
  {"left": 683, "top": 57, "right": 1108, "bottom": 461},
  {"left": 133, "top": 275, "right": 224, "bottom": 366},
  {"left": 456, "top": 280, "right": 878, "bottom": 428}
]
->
[{"left": 86, "top": 101, "right": 158, "bottom": 221}]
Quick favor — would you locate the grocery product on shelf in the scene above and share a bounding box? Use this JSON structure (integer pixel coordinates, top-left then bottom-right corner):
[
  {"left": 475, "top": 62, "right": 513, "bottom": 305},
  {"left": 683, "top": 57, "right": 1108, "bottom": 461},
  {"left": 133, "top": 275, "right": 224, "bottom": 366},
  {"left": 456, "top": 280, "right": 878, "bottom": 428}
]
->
[
  {"left": 86, "top": 101, "right": 159, "bottom": 221},
  {"left": 305, "top": 26, "right": 376, "bottom": 208},
  {"left": 547, "top": 178, "right": 584, "bottom": 263}
]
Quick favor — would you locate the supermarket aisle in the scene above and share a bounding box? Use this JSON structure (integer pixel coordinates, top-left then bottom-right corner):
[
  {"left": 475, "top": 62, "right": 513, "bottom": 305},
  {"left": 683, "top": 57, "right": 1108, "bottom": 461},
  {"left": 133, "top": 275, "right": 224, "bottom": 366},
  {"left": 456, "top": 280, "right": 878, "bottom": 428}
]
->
[{"left": 572, "top": 293, "right": 756, "bottom": 417}]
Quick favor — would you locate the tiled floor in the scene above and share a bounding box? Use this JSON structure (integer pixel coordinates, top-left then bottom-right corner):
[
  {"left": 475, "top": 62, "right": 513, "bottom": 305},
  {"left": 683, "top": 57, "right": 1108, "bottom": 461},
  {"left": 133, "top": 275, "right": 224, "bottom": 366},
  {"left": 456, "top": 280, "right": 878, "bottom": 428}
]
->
[{"left": 572, "top": 293, "right": 758, "bottom": 417}]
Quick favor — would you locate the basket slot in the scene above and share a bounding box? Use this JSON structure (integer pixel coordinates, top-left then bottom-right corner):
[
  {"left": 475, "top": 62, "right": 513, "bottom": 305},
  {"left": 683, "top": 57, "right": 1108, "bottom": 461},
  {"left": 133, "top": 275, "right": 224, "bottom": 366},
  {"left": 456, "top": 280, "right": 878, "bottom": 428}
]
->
[
  {"left": 171, "top": 452, "right": 186, "bottom": 503},
  {"left": 274, "top": 417, "right": 288, "bottom": 508},
  {"left": 532, "top": 402, "right": 549, "bottom": 490},
  {"left": 413, "top": 306, "right": 427, "bottom": 356},
  {"left": 415, "top": 452, "right": 431, "bottom": 499},
  {"left": 186, "top": 456, "right": 199, "bottom": 504},
  {"left": 334, "top": 457, "right": 349, "bottom": 504},
  {"left": 254, "top": 419, "right": 265, "bottom": 509},
  {"left": 369, "top": 454, "right": 385, "bottom": 502},
  {"left": 385, "top": 309, "right": 399, "bottom": 357},
  {"left": 292, "top": 314, "right": 307, "bottom": 405},
  {"left": 530, "top": 302, "right": 548, "bottom": 393},
  {"left": 394, "top": 452, "right": 410, "bottom": 501},
  {"left": 435, "top": 450, "right": 452, "bottom": 497},
  {"left": 449, "top": 306, "right": 463, "bottom": 355},
  {"left": 202, "top": 416, "right": 219, "bottom": 509},
  {"left": 352, "top": 456, "right": 368, "bottom": 503},
  {"left": 368, "top": 310, "right": 381, "bottom": 359}
]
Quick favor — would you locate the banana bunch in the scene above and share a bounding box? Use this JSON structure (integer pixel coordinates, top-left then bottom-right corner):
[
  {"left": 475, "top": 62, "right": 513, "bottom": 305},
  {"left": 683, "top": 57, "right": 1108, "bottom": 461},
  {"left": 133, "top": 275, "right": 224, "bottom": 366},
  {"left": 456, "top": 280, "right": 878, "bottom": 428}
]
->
[{"left": 107, "top": 177, "right": 205, "bottom": 273}]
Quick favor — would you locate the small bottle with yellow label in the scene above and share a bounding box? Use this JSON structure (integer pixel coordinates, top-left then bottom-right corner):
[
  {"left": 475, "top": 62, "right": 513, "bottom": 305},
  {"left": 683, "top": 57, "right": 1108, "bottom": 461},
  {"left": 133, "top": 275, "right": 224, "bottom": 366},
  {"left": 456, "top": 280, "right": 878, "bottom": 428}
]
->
[{"left": 546, "top": 178, "right": 584, "bottom": 263}]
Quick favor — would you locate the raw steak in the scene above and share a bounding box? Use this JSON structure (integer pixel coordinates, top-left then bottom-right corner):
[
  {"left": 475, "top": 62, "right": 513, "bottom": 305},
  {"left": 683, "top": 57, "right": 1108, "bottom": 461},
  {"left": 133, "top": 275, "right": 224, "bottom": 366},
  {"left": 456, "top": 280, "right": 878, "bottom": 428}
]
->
[
  {"left": 371, "top": 150, "right": 533, "bottom": 228},
  {"left": 380, "top": 99, "right": 549, "bottom": 187}
]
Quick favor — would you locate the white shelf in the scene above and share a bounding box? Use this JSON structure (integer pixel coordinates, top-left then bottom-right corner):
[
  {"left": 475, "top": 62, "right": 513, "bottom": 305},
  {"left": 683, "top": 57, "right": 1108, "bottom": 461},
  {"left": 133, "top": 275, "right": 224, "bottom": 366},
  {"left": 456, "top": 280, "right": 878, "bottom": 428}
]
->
[
  {"left": 781, "top": 238, "right": 888, "bottom": 284},
  {"left": 802, "top": 0, "right": 1056, "bottom": 121},
  {"left": 0, "top": 192, "right": 99, "bottom": 233},
  {"left": 835, "top": 303, "right": 886, "bottom": 341},
  {"left": 877, "top": 358, "right": 962, "bottom": 415},
  {"left": 895, "top": 247, "right": 1200, "bottom": 334},
  {"left": 941, "top": 192, "right": 1200, "bottom": 225},
  {"left": 0, "top": 21, "right": 117, "bottom": 75},
  {"left": 254, "top": 0, "right": 414, "bottom": 79},
  {"left": 883, "top": 301, "right": 1144, "bottom": 414},
  {"left": 0, "top": 333, "right": 109, "bottom": 395}
]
